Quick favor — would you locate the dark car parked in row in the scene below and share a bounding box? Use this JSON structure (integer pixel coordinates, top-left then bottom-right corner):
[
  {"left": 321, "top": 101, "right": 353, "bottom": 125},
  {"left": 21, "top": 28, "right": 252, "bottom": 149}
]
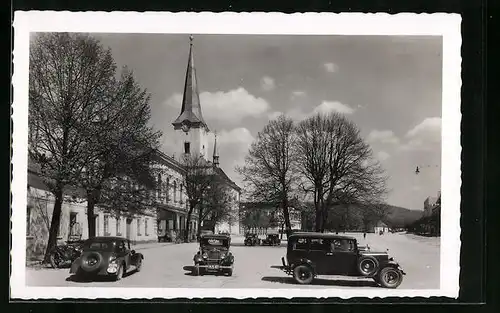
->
[
  {"left": 261, "top": 234, "right": 281, "bottom": 246},
  {"left": 70, "top": 236, "right": 144, "bottom": 281},
  {"left": 274, "top": 232, "right": 406, "bottom": 288},
  {"left": 244, "top": 233, "right": 261, "bottom": 246},
  {"left": 193, "top": 234, "right": 234, "bottom": 276}
]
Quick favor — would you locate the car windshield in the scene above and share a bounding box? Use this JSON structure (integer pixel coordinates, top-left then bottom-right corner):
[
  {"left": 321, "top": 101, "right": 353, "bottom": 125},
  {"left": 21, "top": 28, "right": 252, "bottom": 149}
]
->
[
  {"left": 201, "top": 237, "right": 229, "bottom": 248},
  {"left": 83, "top": 240, "right": 116, "bottom": 251}
]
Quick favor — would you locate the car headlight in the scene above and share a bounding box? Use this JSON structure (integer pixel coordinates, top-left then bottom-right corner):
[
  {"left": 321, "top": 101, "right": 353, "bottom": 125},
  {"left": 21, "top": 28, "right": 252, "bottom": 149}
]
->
[
  {"left": 109, "top": 256, "right": 117, "bottom": 263},
  {"left": 202, "top": 252, "right": 208, "bottom": 259},
  {"left": 220, "top": 252, "right": 227, "bottom": 259}
]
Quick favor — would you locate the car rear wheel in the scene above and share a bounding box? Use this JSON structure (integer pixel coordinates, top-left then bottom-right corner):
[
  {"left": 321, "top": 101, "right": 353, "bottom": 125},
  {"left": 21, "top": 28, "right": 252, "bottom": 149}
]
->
[
  {"left": 378, "top": 267, "right": 403, "bottom": 288},
  {"left": 227, "top": 267, "right": 233, "bottom": 276},
  {"left": 293, "top": 265, "right": 314, "bottom": 285}
]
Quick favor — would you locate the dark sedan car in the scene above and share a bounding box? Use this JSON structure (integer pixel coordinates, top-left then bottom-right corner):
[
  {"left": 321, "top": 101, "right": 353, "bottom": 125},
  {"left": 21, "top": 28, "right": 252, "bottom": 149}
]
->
[
  {"left": 244, "top": 233, "right": 260, "bottom": 246},
  {"left": 261, "top": 234, "right": 281, "bottom": 246},
  {"left": 70, "top": 236, "right": 144, "bottom": 281},
  {"left": 192, "top": 234, "right": 234, "bottom": 276},
  {"left": 274, "top": 232, "right": 406, "bottom": 288}
]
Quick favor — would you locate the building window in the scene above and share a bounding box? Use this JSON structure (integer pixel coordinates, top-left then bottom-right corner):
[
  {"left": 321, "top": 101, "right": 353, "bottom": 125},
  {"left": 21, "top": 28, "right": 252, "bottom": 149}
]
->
[
  {"left": 157, "top": 174, "right": 162, "bottom": 200},
  {"left": 173, "top": 181, "right": 177, "bottom": 202},
  {"left": 145, "top": 219, "right": 149, "bottom": 236},
  {"left": 184, "top": 142, "right": 190, "bottom": 154},
  {"left": 26, "top": 206, "right": 32, "bottom": 236},
  {"left": 179, "top": 184, "right": 183, "bottom": 203},
  {"left": 104, "top": 215, "right": 110, "bottom": 236},
  {"left": 166, "top": 178, "right": 170, "bottom": 202},
  {"left": 137, "top": 219, "right": 141, "bottom": 236},
  {"left": 116, "top": 217, "right": 122, "bottom": 236},
  {"left": 95, "top": 215, "right": 99, "bottom": 236}
]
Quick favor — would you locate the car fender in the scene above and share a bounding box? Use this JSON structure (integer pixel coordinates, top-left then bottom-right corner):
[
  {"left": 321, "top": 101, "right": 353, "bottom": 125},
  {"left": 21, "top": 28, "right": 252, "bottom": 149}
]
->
[
  {"left": 293, "top": 258, "right": 316, "bottom": 274},
  {"left": 69, "top": 257, "right": 81, "bottom": 274},
  {"left": 384, "top": 260, "right": 406, "bottom": 274}
]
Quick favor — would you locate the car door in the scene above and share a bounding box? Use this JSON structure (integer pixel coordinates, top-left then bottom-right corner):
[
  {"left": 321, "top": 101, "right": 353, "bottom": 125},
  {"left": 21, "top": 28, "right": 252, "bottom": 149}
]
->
[
  {"left": 307, "top": 238, "right": 333, "bottom": 275},
  {"left": 329, "top": 239, "right": 358, "bottom": 275}
]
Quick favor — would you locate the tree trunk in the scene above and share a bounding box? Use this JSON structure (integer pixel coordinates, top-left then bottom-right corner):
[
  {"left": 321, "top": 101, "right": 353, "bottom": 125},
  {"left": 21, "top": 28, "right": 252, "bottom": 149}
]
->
[
  {"left": 86, "top": 189, "right": 101, "bottom": 239},
  {"left": 43, "top": 187, "right": 64, "bottom": 263},
  {"left": 282, "top": 200, "right": 292, "bottom": 237},
  {"left": 185, "top": 200, "right": 196, "bottom": 242},
  {"left": 197, "top": 206, "right": 204, "bottom": 239}
]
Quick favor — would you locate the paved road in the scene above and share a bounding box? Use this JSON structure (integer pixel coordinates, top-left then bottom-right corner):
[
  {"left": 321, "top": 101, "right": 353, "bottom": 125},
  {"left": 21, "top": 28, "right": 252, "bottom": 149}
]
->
[{"left": 25, "top": 232, "right": 439, "bottom": 289}]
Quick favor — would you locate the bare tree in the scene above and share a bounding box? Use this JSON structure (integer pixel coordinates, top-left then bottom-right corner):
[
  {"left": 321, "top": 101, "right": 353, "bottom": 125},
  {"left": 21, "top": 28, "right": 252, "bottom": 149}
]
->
[
  {"left": 76, "top": 68, "right": 161, "bottom": 238},
  {"left": 201, "top": 175, "right": 234, "bottom": 233},
  {"left": 29, "top": 33, "right": 117, "bottom": 261},
  {"left": 237, "top": 114, "right": 298, "bottom": 236},
  {"left": 181, "top": 154, "right": 214, "bottom": 241},
  {"left": 296, "top": 112, "right": 388, "bottom": 232}
]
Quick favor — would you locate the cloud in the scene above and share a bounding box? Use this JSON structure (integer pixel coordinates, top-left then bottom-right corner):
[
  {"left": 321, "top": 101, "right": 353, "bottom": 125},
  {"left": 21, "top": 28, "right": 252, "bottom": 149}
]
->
[
  {"left": 217, "top": 127, "right": 255, "bottom": 176},
  {"left": 367, "top": 130, "right": 400, "bottom": 145},
  {"left": 313, "top": 101, "right": 355, "bottom": 115},
  {"left": 324, "top": 62, "right": 339, "bottom": 73},
  {"left": 218, "top": 127, "right": 255, "bottom": 147},
  {"left": 401, "top": 117, "right": 442, "bottom": 150},
  {"left": 377, "top": 151, "right": 391, "bottom": 161},
  {"left": 291, "top": 90, "right": 306, "bottom": 99},
  {"left": 260, "top": 76, "right": 276, "bottom": 91},
  {"left": 165, "top": 87, "right": 270, "bottom": 124}
]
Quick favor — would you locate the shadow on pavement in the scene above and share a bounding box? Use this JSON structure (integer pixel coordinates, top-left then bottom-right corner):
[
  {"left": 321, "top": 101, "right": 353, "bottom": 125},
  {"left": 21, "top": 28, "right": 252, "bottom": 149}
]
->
[
  {"left": 261, "top": 276, "right": 379, "bottom": 288},
  {"left": 65, "top": 269, "right": 139, "bottom": 283}
]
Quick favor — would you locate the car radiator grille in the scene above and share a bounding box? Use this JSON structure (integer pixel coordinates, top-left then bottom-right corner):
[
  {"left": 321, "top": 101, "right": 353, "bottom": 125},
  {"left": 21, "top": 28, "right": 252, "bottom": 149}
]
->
[{"left": 207, "top": 251, "right": 221, "bottom": 260}]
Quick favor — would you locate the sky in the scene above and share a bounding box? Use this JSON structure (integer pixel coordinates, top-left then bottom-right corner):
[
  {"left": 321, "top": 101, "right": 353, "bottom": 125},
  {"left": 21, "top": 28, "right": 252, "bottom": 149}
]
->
[{"left": 92, "top": 33, "right": 442, "bottom": 211}]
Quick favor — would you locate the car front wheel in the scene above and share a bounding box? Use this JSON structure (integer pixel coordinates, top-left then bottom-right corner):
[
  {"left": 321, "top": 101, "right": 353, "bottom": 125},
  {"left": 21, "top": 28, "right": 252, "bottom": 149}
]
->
[
  {"left": 293, "top": 265, "right": 314, "bottom": 285},
  {"left": 378, "top": 267, "right": 403, "bottom": 288}
]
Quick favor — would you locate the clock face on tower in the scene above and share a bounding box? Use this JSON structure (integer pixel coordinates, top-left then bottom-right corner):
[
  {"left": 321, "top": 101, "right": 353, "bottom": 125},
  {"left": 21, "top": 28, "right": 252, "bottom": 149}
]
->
[{"left": 181, "top": 124, "right": 189, "bottom": 133}]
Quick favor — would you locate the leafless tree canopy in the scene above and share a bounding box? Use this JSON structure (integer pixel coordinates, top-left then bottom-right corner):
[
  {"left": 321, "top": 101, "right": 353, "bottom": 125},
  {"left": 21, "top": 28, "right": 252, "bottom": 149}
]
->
[
  {"left": 28, "top": 33, "right": 161, "bottom": 258},
  {"left": 296, "top": 112, "right": 388, "bottom": 232},
  {"left": 237, "top": 114, "right": 298, "bottom": 235}
]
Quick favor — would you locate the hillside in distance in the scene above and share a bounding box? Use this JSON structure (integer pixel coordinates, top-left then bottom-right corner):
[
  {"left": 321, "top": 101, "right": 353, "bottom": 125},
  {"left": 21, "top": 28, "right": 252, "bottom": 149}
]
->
[{"left": 384, "top": 205, "right": 423, "bottom": 228}]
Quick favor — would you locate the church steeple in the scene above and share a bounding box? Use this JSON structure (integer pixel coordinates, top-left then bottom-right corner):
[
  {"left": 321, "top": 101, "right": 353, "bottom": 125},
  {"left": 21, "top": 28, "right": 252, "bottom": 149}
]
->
[
  {"left": 213, "top": 131, "right": 220, "bottom": 167},
  {"left": 172, "top": 35, "right": 208, "bottom": 131}
]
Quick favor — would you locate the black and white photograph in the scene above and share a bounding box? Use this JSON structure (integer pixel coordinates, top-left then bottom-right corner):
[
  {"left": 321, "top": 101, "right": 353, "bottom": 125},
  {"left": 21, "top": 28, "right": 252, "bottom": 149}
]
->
[{"left": 11, "top": 12, "right": 462, "bottom": 299}]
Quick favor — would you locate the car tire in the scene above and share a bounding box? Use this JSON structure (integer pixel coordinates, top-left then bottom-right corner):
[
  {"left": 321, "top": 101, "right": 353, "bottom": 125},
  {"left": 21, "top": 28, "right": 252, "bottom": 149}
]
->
[
  {"left": 49, "top": 251, "right": 62, "bottom": 269},
  {"left": 293, "top": 264, "right": 314, "bottom": 285},
  {"left": 80, "top": 252, "right": 103, "bottom": 272},
  {"left": 227, "top": 267, "right": 233, "bottom": 276},
  {"left": 378, "top": 266, "right": 403, "bottom": 288},
  {"left": 357, "top": 256, "right": 379, "bottom": 276},
  {"left": 135, "top": 258, "right": 142, "bottom": 272},
  {"left": 115, "top": 263, "right": 124, "bottom": 281}
]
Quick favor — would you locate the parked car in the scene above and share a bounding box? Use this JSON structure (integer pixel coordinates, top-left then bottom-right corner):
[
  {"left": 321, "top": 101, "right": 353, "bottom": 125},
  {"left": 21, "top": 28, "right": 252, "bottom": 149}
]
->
[
  {"left": 244, "top": 233, "right": 261, "bottom": 246},
  {"left": 192, "top": 234, "right": 234, "bottom": 276},
  {"left": 273, "top": 232, "right": 406, "bottom": 288},
  {"left": 69, "top": 236, "right": 144, "bottom": 281},
  {"left": 261, "top": 234, "right": 281, "bottom": 246},
  {"left": 158, "top": 231, "right": 172, "bottom": 242}
]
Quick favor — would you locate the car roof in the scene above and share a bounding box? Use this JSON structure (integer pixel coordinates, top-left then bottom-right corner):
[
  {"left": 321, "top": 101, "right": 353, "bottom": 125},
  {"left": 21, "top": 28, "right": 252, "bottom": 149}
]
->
[
  {"left": 87, "top": 236, "right": 128, "bottom": 242},
  {"left": 201, "top": 234, "right": 231, "bottom": 239},
  {"left": 288, "top": 232, "right": 356, "bottom": 240}
]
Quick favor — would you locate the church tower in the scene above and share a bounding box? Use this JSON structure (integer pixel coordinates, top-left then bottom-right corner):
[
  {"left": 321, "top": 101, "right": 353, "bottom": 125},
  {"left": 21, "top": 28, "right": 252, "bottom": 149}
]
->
[
  {"left": 213, "top": 132, "right": 220, "bottom": 167},
  {"left": 172, "top": 35, "right": 210, "bottom": 160}
]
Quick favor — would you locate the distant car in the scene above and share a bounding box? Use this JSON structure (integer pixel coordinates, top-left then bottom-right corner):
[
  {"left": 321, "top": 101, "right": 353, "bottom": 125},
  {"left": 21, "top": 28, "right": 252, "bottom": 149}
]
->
[
  {"left": 261, "top": 234, "right": 281, "bottom": 246},
  {"left": 273, "top": 232, "right": 406, "bottom": 288},
  {"left": 244, "top": 233, "right": 261, "bottom": 246},
  {"left": 192, "top": 234, "right": 234, "bottom": 276},
  {"left": 69, "top": 236, "right": 144, "bottom": 281},
  {"left": 158, "top": 231, "right": 172, "bottom": 242}
]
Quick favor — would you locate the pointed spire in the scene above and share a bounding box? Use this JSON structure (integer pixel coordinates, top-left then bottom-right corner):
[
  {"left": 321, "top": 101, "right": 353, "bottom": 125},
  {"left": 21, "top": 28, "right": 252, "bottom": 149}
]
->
[
  {"left": 172, "top": 35, "right": 209, "bottom": 130},
  {"left": 213, "top": 131, "right": 220, "bottom": 167}
]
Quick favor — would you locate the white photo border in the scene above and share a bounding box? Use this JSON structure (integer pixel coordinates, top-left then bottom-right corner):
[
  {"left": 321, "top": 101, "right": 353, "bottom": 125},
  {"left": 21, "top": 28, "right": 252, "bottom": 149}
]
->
[{"left": 11, "top": 11, "right": 462, "bottom": 299}]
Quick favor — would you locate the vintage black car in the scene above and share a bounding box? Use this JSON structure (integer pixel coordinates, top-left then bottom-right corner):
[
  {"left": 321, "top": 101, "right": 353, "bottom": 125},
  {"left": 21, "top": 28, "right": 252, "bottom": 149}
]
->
[
  {"left": 261, "top": 234, "right": 281, "bottom": 246},
  {"left": 192, "top": 234, "right": 234, "bottom": 276},
  {"left": 244, "top": 233, "right": 261, "bottom": 246},
  {"left": 274, "top": 232, "right": 406, "bottom": 288},
  {"left": 69, "top": 236, "right": 144, "bottom": 281}
]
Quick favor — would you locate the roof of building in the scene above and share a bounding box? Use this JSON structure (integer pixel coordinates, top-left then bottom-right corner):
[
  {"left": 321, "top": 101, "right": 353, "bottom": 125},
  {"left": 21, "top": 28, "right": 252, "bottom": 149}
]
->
[
  {"left": 288, "top": 232, "right": 356, "bottom": 241},
  {"left": 172, "top": 36, "right": 208, "bottom": 130},
  {"left": 375, "top": 221, "right": 388, "bottom": 227}
]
